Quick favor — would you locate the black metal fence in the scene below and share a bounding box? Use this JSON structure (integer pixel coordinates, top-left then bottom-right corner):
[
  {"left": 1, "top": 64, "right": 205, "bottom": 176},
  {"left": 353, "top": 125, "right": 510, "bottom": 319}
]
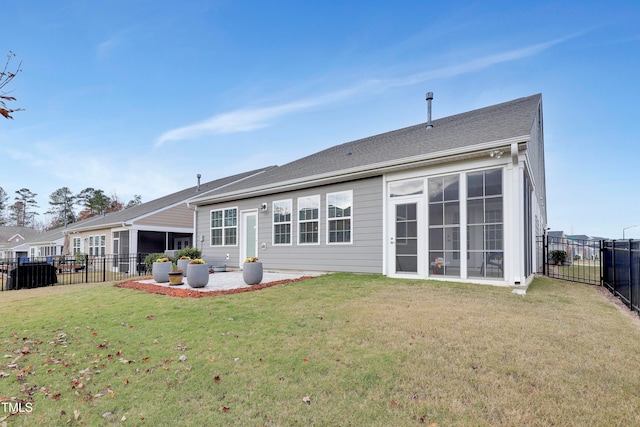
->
[
  {"left": 538, "top": 234, "right": 640, "bottom": 316},
  {"left": 539, "top": 234, "right": 602, "bottom": 285},
  {"left": 0, "top": 254, "right": 148, "bottom": 291},
  {"left": 601, "top": 240, "right": 640, "bottom": 315}
]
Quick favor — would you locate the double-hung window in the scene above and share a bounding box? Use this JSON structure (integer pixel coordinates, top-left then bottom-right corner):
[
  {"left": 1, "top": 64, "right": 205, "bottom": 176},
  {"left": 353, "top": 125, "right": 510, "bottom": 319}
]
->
[
  {"left": 273, "top": 200, "right": 293, "bottom": 245},
  {"left": 327, "top": 191, "right": 352, "bottom": 244},
  {"left": 88, "top": 235, "right": 106, "bottom": 256},
  {"left": 73, "top": 237, "right": 81, "bottom": 254},
  {"left": 298, "top": 195, "right": 320, "bottom": 244},
  {"left": 211, "top": 208, "right": 238, "bottom": 246}
]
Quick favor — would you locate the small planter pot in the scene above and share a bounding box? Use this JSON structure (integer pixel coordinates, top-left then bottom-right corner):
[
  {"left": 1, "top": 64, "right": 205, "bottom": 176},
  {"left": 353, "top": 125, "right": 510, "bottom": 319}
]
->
[
  {"left": 168, "top": 271, "right": 184, "bottom": 286},
  {"left": 187, "top": 264, "right": 210, "bottom": 288},
  {"left": 242, "top": 261, "right": 263, "bottom": 285},
  {"left": 152, "top": 261, "right": 171, "bottom": 283},
  {"left": 177, "top": 259, "right": 190, "bottom": 276}
]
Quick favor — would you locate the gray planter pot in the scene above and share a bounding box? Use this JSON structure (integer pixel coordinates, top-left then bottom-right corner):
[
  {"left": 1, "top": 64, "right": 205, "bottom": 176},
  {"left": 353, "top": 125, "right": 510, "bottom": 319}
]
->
[
  {"left": 152, "top": 262, "right": 171, "bottom": 283},
  {"left": 177, "top": 259, "right": 190, "bottom": 276},
  {"left": 242, "top": 261, "right": 263, "bottom": 285},
  {"left": 187, "top": 264, "right": 210, "bottom": 288}
]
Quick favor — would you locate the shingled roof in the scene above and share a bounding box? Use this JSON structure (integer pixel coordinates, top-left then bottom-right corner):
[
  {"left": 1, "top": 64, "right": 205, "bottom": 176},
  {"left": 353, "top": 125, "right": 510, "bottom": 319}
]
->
[{"left": 190, "top": 93, "right": 542, "bottom": 204}]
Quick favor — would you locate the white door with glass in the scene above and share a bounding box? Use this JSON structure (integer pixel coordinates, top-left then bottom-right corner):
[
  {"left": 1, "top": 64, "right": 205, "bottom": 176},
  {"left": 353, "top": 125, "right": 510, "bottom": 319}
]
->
[
  {"left": 241, "top": 210, "right": 258, "bottom": 264},
  {"left": 388, "top": 198, "right": 424, "bottom": 277}
]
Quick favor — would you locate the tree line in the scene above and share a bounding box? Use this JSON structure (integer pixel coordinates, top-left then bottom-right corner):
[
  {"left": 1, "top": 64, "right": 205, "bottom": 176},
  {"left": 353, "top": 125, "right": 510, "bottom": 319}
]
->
[{"left": 0, "top": 186, "right": 142, "bottom": 231}]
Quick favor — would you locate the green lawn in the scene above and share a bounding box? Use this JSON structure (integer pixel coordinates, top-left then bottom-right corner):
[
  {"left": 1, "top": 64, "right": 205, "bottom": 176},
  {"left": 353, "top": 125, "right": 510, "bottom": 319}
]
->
[{"left": 1, "top": 274, "right": 639, "bottom": 426}]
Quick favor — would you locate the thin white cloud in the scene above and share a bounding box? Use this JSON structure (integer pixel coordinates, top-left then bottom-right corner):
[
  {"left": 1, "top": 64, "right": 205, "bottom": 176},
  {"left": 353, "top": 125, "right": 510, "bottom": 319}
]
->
[
  {"left": 96, "top": 35, "right": 123, "bottom": 60},
  {"left": 155, "top": 36, "right": 570, "bottom": 146}
]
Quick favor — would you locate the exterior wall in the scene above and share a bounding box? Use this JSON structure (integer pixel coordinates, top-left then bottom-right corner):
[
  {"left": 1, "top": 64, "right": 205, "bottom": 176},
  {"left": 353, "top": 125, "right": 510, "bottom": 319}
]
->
[
  {"left": 196, "top": 177, "right": 384, "bottom": 273},
  {"left": 66, "top": 229, "right": 113, "bottom": 256},
  {"left": 526, "top": 102, "right": 546, "bottom": 226},
  {"left": 135, "top": 204, "right": 193, "bottom": 228}
]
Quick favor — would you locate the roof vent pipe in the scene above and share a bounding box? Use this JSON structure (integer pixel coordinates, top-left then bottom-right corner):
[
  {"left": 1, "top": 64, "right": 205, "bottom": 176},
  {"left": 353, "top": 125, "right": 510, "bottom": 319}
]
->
[
  {"left": 197, "top": 174, "right": 201, "bottom": 191},
  {"left": 426, "top": 92, "right": 434, "bottom": 129}
]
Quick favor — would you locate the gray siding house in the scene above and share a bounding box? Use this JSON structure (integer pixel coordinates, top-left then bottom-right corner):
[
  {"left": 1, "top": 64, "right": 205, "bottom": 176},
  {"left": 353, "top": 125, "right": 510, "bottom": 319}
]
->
[
  {"left": 188, "top": 94, "right": 547, "bottom": 288},
  {"left": 4, "top": 168, "right": 272, "bottom": 267}
]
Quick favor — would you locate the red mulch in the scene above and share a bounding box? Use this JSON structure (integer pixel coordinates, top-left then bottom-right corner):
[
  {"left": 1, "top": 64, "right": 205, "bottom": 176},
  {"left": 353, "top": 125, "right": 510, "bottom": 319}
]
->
[{"left": 114, "top": 276, "right": 315, "bottom": 298}]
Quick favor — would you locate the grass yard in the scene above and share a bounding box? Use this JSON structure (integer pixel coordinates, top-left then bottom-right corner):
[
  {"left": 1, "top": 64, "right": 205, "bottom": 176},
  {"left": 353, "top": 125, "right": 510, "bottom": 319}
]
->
[{"left": 1, "top": 274, "right": 640, "bottom": 426}]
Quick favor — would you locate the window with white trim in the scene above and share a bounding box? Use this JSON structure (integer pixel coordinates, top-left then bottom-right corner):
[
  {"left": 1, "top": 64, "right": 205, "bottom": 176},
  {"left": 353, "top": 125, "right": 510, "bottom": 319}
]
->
[
  {"left": 298, "top": 195, "right": 320, "bottom": 244},
  {"left": 88, "top": 234, "right": 106, "bottom": 256},
  {"left": 327, "top": 191, "right": 352, "bottom": 244},
  {"left": 210, "top": 208, "right": 238, "bottom": 246},
  {"left": 73, "top": 237, "right": 81, "bottom": 254},
  {"left": 273, "top": 199, "right": 292, "bottom": 245}
]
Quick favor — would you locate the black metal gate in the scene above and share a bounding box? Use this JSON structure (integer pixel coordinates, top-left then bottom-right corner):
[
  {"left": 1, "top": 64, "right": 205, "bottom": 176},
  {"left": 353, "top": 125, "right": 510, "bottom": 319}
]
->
[{"left": 539, "top": 234, "right": 601, "bottom": 285}]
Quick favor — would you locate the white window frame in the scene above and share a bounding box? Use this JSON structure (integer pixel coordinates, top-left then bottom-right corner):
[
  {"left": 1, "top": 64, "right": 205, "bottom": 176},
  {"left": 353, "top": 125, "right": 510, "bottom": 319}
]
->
[
  {"left": 73, "top": 237, "right": 81, "bottom": 254},
  {"left": 326, "top": 190, "right": 353, "bottom": 245},
  {"left": 88, "top": 234, "right": 106, "bottom": 257},
  {"left": 298, "top": 195, "right": 320, "bottom": 245},
  {"left": 210, "top": 207, "right": 238, "bottom": 247},
  {"left": 273, "top": 199, "right": 293, "bottom": 245}
]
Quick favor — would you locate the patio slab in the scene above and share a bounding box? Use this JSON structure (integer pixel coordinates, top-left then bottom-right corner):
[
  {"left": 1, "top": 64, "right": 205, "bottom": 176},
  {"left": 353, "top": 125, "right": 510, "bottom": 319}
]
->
[{"left": 135, "top": 269, "right": 324, "bottom": 293}]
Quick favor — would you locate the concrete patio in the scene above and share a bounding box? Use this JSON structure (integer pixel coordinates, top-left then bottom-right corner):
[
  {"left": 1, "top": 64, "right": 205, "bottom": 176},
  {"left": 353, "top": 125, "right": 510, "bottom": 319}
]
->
[{"left": 135, "top": 269, "right": 324, "bottom": 293}]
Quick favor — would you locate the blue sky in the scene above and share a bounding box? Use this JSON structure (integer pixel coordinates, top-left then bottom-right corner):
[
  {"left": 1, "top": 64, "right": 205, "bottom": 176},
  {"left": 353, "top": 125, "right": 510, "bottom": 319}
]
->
[{"left": 1, "top": 1, "right": 639, "bottom": 239}]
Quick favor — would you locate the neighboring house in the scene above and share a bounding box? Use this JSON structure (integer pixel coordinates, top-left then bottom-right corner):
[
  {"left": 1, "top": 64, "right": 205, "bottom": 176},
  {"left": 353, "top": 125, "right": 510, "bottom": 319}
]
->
[
  {"left": 188, "top": 94, "right": 547, "bottom": 288},
  {"left": 6, "top": 168, "right": 273, "bottom": 270},
  {"left": 567, "top": 234, "right": 601, "bottom": 260},
  {"left": 0, "top": 226, "right": 40, "bottom": 258},
  {"left": 547, "top": 231, "right": 574, "bottom": 262}
]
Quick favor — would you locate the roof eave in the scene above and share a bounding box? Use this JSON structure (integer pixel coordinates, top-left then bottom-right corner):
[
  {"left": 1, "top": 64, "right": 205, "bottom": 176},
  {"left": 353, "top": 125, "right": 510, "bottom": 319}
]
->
[{"left": 191, "top": 135, "right": 530, "bottom": 204}]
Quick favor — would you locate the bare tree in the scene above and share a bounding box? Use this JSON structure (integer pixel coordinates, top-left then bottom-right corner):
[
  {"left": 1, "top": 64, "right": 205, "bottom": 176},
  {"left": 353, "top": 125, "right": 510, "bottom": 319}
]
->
[{"left": 0, "top": 51, "right": 23, "bottom": 120}]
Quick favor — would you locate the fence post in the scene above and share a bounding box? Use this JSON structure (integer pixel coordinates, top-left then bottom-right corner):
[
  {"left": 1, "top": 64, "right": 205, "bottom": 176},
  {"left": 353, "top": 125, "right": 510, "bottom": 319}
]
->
[
  {"left": 612, "top": 240, "right": 617, "bottom": 295},
  {"left": 599, "top": 239, "right": 604, "bottom": 286},
  {"left": 629, "top": 239, "right": 633, "bottom": 311},
  {"left": 543, "top": 233, "right": 548, "bottom": 276},
  {"left": 85, "top": 255, "right": 89, "bottom": 284}
]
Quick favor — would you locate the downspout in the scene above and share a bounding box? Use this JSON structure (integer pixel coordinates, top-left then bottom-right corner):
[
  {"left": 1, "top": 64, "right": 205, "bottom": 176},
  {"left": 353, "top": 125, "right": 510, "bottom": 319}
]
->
[{"left": 187, "top": 201, "right": 198, "bottom": 251}]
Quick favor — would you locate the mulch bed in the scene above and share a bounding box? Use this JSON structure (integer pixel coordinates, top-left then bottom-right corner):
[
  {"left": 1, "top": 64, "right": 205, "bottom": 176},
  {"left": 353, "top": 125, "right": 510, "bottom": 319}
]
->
[{"left": 114, "top": 276, "right": 315, "bottom": 298}]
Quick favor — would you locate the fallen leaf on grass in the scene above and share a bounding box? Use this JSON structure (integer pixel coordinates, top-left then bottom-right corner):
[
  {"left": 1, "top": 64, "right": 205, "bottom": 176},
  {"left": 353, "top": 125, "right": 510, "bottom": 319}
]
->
[
  {"left": 74, "top": 409, "right": 80, "bottom": 421},
  {"left": 302, "top": 396, "right": 311, "bottom": 404},
  {"left": 214, "top": 375, "right": 221, "bottom": 383},
  {"left": 146, "top": 315, "right": 155, "bottom": 320},
  {"left": 221, "top": 406, "right": 229, "bottom": 412}
]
